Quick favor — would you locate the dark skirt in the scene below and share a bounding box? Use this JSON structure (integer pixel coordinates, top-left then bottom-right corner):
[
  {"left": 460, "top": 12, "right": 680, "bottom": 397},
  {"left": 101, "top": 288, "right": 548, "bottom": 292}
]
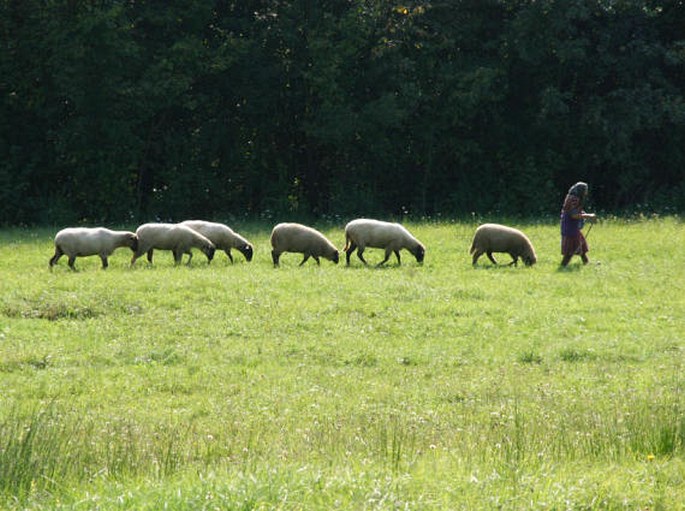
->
[{"left": 561, "top": 232, "right": 588, "bottom": 256}]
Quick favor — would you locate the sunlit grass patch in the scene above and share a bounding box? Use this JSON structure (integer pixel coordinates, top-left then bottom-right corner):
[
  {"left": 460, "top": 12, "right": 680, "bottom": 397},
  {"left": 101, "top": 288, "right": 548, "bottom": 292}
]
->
[{"left": 0, "top": 217, "right": 683, "bottom": 508}]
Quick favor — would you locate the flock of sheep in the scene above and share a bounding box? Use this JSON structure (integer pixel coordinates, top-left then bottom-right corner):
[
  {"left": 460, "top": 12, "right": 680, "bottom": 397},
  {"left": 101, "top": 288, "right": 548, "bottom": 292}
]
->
[{"left": 48, "top": 219, "right": 537, "bottom": 270}]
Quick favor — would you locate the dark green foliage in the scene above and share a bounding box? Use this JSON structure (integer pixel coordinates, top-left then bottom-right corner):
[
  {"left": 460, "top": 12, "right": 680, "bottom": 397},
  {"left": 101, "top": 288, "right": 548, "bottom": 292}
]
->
[{"left": 1, "top": 0, "right": 683, "bottom": 225}]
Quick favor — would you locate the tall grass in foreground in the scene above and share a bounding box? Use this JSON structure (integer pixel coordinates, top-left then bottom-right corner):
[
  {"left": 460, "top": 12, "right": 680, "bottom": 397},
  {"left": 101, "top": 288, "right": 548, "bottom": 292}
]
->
[{"left": 0, "top": 217, "right": 684, "bottom": 509}]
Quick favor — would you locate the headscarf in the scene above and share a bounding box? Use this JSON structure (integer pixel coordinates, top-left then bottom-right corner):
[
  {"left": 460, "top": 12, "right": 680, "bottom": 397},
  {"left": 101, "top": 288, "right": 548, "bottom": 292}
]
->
[{"left": 567, "top": 182, "right": 588, "bottom": 198}]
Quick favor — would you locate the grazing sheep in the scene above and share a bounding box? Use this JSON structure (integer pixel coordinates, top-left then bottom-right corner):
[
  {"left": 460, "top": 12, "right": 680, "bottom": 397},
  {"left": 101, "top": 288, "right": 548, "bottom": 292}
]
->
[
  {"left": 180, "top": 220, "right": 253, "bottom": 263},
  {"left": 49, "top": 227, "right": 138, "bottom": 270},
  {"left": 343, "top": 218, "right": 425, "bottom": 266},
  {"left": 470, "top": 223, "right": 537, "bottom": 267},
  {"left": 270, "top": 223, "right": 339, "bottom": 266},
  {"left": 131, "top": 223, "right": 216, "bottom": 266}
]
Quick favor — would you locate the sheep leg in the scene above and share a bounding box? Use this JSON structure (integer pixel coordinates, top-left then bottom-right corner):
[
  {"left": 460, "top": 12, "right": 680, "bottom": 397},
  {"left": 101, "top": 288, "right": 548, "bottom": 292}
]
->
[
  {"left": 394, "top": 250, "right": 401, "bottom": 265},
  {"left": 271, "top": 250, "right": 280, "bottom": 267},
  {"left": 99, "top": 255, "right": 109, "bottom": 269},
  {"left": 471, "top": 251, "right": 482, "bottom": 266},
  {"left": 172, "top": 250, "right": 183, "bottom": 265},
  {"left": 377, "top": 248, "right": 392, "bottom": 266},
  {"left": 49, "top": 247, "right": 64, "bottom": 267},
  {"left": 299, "top": 254, "right": 311, "bottom": 266},
  {"left": 486, "top": 252, "right": 498, "bottom": 265},
  {"left": 185, "top": 250, "right": 193, "bottom": 265},
  {"left": 67, "top": 255, "right": 77, "bottom": 271},
  {"left": 146, "top": 249, "right": 154, "bottom": 263},
  {"left": 313, "top": 256, "right": 321, "bottom": 265},
  {"left": 508, "top": 254, "right": 518, "bottom": 266},
  {"left": 345, "top": 242, "right": 358, "bottom": 266},
  {"left": 226, "top": 249, "right": 234, "bottom": 263},
  {"left": 357, "top": 247, "right": 369, "bottom": 265}
]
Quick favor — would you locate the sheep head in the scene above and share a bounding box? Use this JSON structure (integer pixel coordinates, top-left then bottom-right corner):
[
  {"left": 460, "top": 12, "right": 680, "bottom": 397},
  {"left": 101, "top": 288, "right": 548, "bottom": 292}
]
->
[
  {"left": 127, "top": 234, "right": 139, "bottom": 252},
  {"left": 206, "top": 246, "right": 216, "bottom": 262},
  {"left": 239, "top": 244, "right": 254, "bottom": 262},
  {"left": 523, "top": 253, "right": 537, "bottom": 266},
  {"left": 413, "top": 245, "right": 425, "bottom": 263}
]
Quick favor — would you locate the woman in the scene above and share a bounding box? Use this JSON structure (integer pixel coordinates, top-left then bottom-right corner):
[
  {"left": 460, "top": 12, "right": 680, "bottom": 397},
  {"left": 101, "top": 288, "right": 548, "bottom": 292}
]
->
[{"left": 560, "top": 181, "right": 596, "bottom": 266}]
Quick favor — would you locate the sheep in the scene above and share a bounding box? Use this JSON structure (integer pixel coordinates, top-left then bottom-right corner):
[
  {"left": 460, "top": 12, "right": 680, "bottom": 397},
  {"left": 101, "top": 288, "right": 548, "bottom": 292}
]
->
[
  {"left": 49, "top": 227, "right": 138, "bottom": 270},
  {"left": 343, "top": 218, "right": 425, "bottom": 266},
  {"left": 469, "top": 223, "right": 537, "bottom": 267},
  {"left": 270, "top": 222, "right": 339, "bottom": 266},
  {"left": 131, "top": 223, "right": 216, "bottom": 266},
  {"left": 180, "top": 220, "right": 253, "bottom": 263}
]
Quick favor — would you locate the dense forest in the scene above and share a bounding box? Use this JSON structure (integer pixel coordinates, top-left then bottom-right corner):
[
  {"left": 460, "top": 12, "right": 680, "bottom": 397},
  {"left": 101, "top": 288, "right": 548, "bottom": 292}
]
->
[{"left": 1, "top": 0, "right": 684, "bottom": 225}]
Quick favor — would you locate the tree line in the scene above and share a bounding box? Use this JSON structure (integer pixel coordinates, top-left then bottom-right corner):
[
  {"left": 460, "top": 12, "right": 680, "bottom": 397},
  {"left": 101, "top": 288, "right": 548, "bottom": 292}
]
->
[{"left": 1, "top": 0, "right": 684, "bottom": 226}]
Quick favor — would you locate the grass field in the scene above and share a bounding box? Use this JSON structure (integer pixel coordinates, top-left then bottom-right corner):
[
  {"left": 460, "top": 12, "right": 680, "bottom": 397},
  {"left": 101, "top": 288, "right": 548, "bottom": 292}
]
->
[{"left": 1, "top": 217, "right": 684, "bottom": 510}]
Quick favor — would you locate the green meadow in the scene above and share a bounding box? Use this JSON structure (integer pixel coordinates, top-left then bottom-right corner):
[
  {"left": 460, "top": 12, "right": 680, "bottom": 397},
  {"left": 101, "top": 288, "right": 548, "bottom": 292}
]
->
[{"left": 0, "top": 217, "right": 684, "bottom": 510}]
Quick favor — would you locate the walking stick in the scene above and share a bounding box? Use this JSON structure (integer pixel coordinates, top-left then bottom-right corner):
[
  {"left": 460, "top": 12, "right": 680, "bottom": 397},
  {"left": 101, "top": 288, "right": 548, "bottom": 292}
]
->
[
  {"left": 575, "top": 221, "right": 594, "bottom": 255},
  {"left": 583, "top": 222, "right": 594, "bottom": 240}
]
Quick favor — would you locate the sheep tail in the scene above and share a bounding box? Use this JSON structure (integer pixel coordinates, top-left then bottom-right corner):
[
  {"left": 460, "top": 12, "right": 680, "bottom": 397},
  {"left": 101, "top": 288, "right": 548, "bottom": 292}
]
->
[{"left": 343, "top": 233, "right": 351, "bottom": 252}]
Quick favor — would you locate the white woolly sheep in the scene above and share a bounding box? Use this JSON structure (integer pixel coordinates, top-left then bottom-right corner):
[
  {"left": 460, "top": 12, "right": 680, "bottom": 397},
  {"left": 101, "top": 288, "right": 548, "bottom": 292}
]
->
[
  {"left": 49, "top": 227, "right": 138, "bottom": 270},
  {"left": 180, "top": 220, "right": 253, "bottom": 263},
  {"left": 131, "top": 223, "right": 216, "bottom": 266},
  {"left": 343, "top": 218, "right": 425, "bottom": 266},
  {"left": 470, "top": 223, "right": 537, "bottom": 267},
  {"left": 270, "top": 223, "right": 339, "bottom": 266}
]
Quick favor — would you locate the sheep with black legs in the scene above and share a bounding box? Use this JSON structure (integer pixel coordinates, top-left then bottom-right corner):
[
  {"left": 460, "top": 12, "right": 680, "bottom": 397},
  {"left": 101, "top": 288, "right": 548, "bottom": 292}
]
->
[
  {"left": 49, "top": 227, "right": 138, "bottom": 270},
  {"left": 470, "top": 223, "right": 537, "bottom": 267},
  {"left": 131, "top": 223, "right": 215, "bottom": 266},
  {"left": 270, "top": 223, "right": 339, "bottom": 267},
  {"left": 343, "top": 218, "right": 425, "bottom": 266},
  {"left": 180, "top": 220, "right": 253, "bottom": 263}
]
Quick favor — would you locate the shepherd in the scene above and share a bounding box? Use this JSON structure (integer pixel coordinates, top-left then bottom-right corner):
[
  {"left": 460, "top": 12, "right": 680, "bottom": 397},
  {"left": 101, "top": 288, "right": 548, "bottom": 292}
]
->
[{"left": 560, "top": 181, "right": 597, "bottom": 266}]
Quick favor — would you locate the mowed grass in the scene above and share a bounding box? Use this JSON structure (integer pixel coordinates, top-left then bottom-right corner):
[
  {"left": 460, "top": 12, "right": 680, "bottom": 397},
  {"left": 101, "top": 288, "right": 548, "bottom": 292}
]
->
[{"left": 0, "top": 217, "right": 684, "bottom": 510}]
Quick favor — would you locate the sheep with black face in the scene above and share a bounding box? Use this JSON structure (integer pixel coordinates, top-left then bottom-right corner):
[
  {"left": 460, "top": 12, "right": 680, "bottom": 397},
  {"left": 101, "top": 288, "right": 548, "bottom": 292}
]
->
[
  {"left": 270, "top": 223, "right": 339, "bottom": 267},
  {"left": 49, "top": 227, "right": 138, "bottom": 270},
  {"left": 180, "top": 220, "right": 253, "bottom": 263},
  {"left": 343, "top": 218, "right": 425, "bottom": 266},
  {"left": 470, "top": 223, "right": 537, "bottom": 267},
  {"left": 131, "top": 223, "right": 215, "bottom": 266}
]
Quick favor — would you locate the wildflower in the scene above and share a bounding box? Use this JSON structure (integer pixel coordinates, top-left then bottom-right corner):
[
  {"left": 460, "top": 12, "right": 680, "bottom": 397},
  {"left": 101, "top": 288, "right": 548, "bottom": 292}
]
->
[{"left": 647, "top": 453, "right": 655, "bottom": 462}]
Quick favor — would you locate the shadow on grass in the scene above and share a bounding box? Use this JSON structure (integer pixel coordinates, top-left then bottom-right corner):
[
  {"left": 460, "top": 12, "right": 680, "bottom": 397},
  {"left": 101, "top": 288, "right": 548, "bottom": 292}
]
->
[
  {"left": 471, "top": 263, "right": 520, "bottom": 271},
  {"left": 342, "top": 263, "right": 417, "bottom": 270},
  {"left": 555, "top": 264, "right": 583, "bottom": 273}
]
